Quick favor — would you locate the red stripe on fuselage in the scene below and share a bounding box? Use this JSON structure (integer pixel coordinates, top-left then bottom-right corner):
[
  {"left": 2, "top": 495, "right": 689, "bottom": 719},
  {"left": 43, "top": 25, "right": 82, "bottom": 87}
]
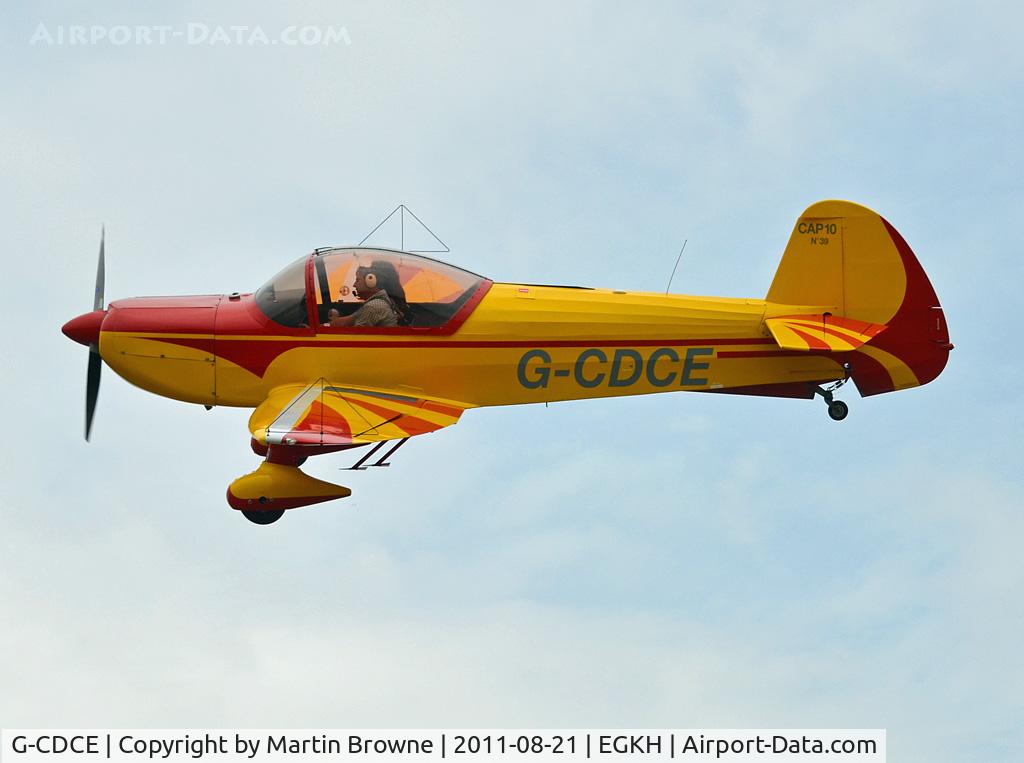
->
[
  {"left": 848, "top": 349, "right": 895, "bottom": 396},
  {"left": 717, "top": 349, "right": 824, "bottom": 359},
  {"left": 144, "top": 335, "right": 777, "bottom": 379}
]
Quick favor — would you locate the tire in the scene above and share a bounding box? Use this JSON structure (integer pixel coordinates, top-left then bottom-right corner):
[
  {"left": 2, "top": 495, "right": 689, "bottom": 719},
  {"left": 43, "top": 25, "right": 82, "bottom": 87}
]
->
[
  {"left": 242, "top": 509, "right": 285, "bottom": 525},
  {"left": 828, "top": 400, "right": 849, "bottom": 421}
]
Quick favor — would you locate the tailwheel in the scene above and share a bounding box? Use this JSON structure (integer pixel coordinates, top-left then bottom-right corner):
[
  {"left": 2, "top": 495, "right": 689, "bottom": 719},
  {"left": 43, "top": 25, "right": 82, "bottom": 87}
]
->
[
  {"left": 242, "top": 509, "right": 285, "bottom": 525},
  {"left": 827, "top": 400, "right": 849, "bottom": 421},
  {"left": 814, "top": 372, "right": 851, "bottom": 422}
]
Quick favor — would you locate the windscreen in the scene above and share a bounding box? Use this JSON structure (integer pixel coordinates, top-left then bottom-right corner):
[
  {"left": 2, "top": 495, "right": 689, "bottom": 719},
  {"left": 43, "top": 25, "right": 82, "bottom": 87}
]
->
[{"left": 254, "top": 256, "right": 309, "bottom": 328}]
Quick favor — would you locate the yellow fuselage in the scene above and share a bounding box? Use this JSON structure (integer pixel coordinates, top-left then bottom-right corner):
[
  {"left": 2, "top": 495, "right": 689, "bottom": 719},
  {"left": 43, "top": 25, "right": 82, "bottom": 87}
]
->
[{"left": 99, "top": 284, "right": 844, "bottom": 411}]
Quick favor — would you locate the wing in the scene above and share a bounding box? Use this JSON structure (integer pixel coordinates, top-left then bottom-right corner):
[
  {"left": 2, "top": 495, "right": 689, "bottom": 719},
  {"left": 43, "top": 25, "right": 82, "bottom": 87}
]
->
[
  {"left": 248, "top": 379, "right": 471, "bottom": 448},
  {"left": 765, "top": 314, "right": 887, "bottom": 352}
]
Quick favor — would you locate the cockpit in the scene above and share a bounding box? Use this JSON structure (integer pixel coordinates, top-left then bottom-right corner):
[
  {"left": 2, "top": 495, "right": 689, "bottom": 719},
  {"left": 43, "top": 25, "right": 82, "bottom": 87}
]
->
[{"left": 254, "top": 248, "right": 488, "bottom": 331}]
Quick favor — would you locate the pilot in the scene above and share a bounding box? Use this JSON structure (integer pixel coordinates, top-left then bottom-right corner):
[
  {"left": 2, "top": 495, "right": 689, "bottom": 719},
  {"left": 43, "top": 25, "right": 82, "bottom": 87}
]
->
[{"left": 325, "top": 262, "right": 409, "bottom": 328}]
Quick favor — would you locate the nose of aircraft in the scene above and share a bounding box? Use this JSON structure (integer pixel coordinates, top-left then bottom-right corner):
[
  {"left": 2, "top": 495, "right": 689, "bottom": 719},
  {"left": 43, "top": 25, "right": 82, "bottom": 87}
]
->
[{"left": 62, "top": 309, "right": 107, "bottom": 346}]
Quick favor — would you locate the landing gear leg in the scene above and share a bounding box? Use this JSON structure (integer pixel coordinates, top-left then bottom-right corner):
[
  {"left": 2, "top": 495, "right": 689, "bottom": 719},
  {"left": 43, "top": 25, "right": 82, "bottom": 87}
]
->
[{"left": 814, "top": 365, "right": 851, "bottom": 422}]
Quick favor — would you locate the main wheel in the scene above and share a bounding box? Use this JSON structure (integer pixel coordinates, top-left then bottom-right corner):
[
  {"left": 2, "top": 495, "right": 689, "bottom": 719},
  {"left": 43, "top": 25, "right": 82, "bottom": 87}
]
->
[
  {"left": 242, "top": 509, "right": 285, "bottom": 525},
  {"left": 827, "top": 400, "right": 849, "bottom": 421}
]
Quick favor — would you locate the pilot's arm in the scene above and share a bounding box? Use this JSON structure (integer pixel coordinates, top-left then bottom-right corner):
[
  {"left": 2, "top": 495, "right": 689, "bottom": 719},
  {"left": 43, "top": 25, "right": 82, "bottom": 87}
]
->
[{"left": 325, "top": 307, "right": 357, "bottom": 327}]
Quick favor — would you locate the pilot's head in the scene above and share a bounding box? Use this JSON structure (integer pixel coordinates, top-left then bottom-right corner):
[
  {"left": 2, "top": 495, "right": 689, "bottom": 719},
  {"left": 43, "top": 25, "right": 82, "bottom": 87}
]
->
[
  {"left": 353, "top": 261, "right": 403, "bottom": 302},
  {"left": 353, "top": 265, "right": 381, "bottom": 300}
]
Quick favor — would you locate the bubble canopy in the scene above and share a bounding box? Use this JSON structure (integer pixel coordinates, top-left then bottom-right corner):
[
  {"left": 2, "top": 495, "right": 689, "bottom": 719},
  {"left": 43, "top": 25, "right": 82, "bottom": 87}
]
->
[{"left": 254, "top": 248, "right": 488, "bottom": 330}]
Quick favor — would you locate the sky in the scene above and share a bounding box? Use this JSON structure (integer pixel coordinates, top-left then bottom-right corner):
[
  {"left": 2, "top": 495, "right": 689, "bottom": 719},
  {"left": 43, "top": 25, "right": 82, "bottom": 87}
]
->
[{"left": 1, "top": 1, "right": 1022, "bottom": 760}]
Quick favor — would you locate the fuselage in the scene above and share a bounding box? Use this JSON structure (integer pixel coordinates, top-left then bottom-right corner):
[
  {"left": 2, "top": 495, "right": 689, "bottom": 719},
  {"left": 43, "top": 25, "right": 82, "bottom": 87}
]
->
[{"left": 96, "top": 282, "right": 845, "bottom": 410}]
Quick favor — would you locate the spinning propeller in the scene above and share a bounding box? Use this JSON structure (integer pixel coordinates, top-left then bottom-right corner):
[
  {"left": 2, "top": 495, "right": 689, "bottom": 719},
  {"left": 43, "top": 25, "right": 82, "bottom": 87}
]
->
[{"left": 62, "top": 228, "right": 108, "bottom": 440}]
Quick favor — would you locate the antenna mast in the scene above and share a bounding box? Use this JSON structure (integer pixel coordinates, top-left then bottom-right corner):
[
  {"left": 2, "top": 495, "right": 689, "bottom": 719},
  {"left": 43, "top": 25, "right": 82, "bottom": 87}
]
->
[{"left": 665, "top": 240, "right": 687, "bottom": 294}]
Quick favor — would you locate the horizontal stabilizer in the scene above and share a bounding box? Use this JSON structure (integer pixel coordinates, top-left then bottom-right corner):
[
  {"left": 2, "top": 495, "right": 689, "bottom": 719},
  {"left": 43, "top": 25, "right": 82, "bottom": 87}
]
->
[{"left": 766, "top": 314, "right": 886, "bottom": 352}]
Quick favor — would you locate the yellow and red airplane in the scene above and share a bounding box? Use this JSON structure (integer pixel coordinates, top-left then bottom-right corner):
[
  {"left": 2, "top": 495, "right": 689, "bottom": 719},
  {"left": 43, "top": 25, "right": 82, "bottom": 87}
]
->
[{"left": 63, "top": 200, "right": 951, "bottom": 524}]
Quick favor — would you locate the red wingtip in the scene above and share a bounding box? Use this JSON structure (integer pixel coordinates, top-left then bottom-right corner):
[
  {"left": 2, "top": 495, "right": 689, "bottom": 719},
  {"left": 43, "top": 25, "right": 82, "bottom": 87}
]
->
[{"left": 62, "top": 310, "right": 106, "bottom": 346}]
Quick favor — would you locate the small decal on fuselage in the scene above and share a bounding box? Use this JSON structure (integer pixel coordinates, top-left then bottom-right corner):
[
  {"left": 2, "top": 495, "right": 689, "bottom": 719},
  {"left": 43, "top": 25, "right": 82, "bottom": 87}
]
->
[{"left": 516, "top": 347, "right": 713, "bottom": 390}]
